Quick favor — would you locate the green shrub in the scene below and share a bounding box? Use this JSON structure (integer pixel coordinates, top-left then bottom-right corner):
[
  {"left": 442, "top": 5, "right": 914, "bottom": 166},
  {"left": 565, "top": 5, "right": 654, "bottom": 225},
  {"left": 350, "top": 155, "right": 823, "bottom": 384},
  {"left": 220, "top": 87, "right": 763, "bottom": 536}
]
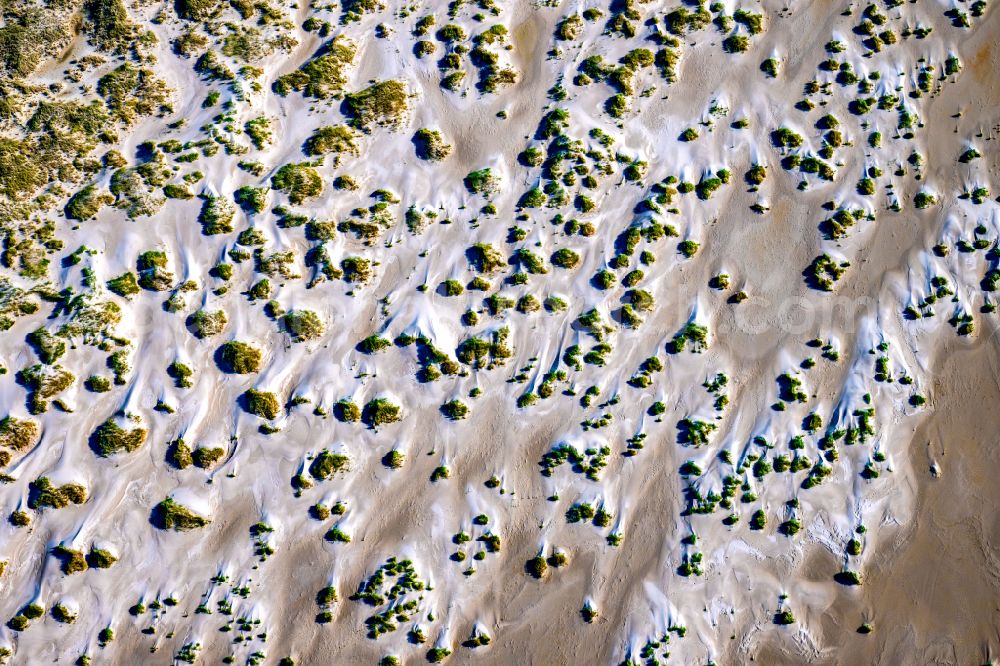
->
[
  {"left": 192, "top": 447, "right": 224, "bottom": 469},
  {"left": 189, "top": 309, "right": 227, "bottom": 338},
  {"left": 464, "top": 168, "right": 500, "bottom": 195},
  {"left": 343, "top": 80, "right": 409, "bottom": 130},
  {"left": 722, "top": 34, "right": 750, "bottom": 53},
  {"left": 51, "top": 604, "right": 76, "bottom": 623},
  {"left": 136, "top": 251, "right": 172, "bottom": 291},
  {"left": 914, "top": 191, "right": 937, "bottom": 209},
  {"left": 440, "top": 399, "right": 468, "bottom": 420},
  {"left": 426, "top": 647, "right": 451, "bottom": 663},
  {"left": 551, "top": 248, "right": 581, "bottom": 269},
  {"left": 167, "top": 439, "right": 193, "bottom": 469},
  {"left": 341, "top": 256, "right": 372, "bottom": 283},
  {"left": 234, "top": 186, "right": 267, "bottom": 214},
  {"left": 678, "top": 240, "right": 700, "bottom": 258},
  {"left": 305, "top": 125, "right": 359, "bottom": 157},
  {"left": 106, "top": 272, "right": 140, "bottom": 297},
  {"left": 310, "top": 450, "right": 349, "bottom": 479},
  {"left": 90, "top": 418, "right": 147, "bottom": 456},
  {"left": 86, "top": 547, "right": 117, "bottom": 569},
  {"left": 283, "top": 310, "right": 324, "bottom": 342},
  {"left": 272, "top": 163, "right": 323, "bottom": 204},
  {"left": 65, "top": 184, "right": 113, "bottom": 220},
  {"left": 413, "top": 128, "right": 452, "bottom": 161},
  {"left": 0, "top": 416, "right": 38, "bottom": 454},
  {"left": 273, "top": 36, "right": 356, "bottom": 98},
  {"left": 176, "top": 0, "right": 221, "bottom": 20},
  {"left": 468, "top": 243, "right": 506, "bottom": 272},
  {"left": 362, "top": 398, "right": 402, "bottom": 428},
  {"left": 335, "top": 399, "right": 361, "bottom": 422},
  {"left": 198, "top": 195, "right": 235, "bottom": 235},
  {"left": 218, "top": 341, "right": 262, "bottom": 373},
  {"left": 28, "top": 477, "right": 87, "bottom": 510},
  {"left": 525, "top": 555, "right": 547, "bottom": 578},
  {"left": 243, "top": 389, "right": 280, "bottom": 419},
  {"left": 17, "top": 364, "right": 75, "bottom": 414},
  {"left": 151, "top": 497, "right": 210, "bottom": 530}
]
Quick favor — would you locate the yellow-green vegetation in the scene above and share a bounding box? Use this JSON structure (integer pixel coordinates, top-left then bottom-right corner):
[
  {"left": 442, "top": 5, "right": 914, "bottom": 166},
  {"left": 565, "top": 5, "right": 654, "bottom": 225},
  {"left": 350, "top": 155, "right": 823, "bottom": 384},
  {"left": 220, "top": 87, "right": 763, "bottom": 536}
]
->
[
  {"left": 341, "top": 256, "right": 373, "bottom": 283},
  {"left": 243, "top": 388, "right": 280, "bottom": 419},
  {"left": 90, "top": 417, "right": 147, "bottom": 456},
  {"left": 0, "top": 3, "right": 75, "bottom": 78},
  {"left": 83, "top": 0, "right": 139, "bottom": 53},
  {"left": 97, "top": 63, "right": 173, "bottom": 124},
  {"left": 0, "top": 278, "right": 40, "bottom": 330},
  {"left": 272, "top": 163, "right": 323, "bottom": 204},
  {"left": 51, "top": 603, "right": 77, "bottom": 624},
  {"left": 0, "top": 138, "right": 48, "bottom": 200},
  {"left": 106, "top": 272, "right": 140, "bottom": 298},
  {"left": 0, "top": 416, "right": 39, "bottom": 462},
  {"left": 189, "top": 309, "right": 228, "bottom": 338},
  {"left": 52, "top": 545, "right": 88, "bottom": 574},
  {"left": 65, "top": 184, "right": 114, "bottom": 221},
  {"left": 26, "top": 328, "right": 64, "bottom": 364},
  {"left": 16, "top": 364, "right": 75, "bottom": 414},
  {"left": 151, "top": 497, "right": 210, "bottom": 530},
  {"left": 283, "top": 310, "right": 324, "bottom": 342},
  {"left": 110, "top": 166, "right": 166, "bottom": 218},
  {"left": 468, "top": 243, "right": 506, "bottom": 273},
  {"left": 310, "top": 449, "right": 349, "bottom": 480},
  {"left": 167, "top": 439, "right": 193, "bottom": 469},
  {"left": 335, "top": 399, "right": 361, "bottom": 422},
  {"left": 28, "top": 477, "right": 87, "bottom": 510},
  {"left": 362, "top": 398, "right": 402, "bottom": 428},
  {"left": 192, "top": 446, "right": 225, "bottom": 469},
  {"left": 199, "top": 194, "right": 236, "bottom": 235},
  {"left": 176, "top": 0, "right": 222, "bottom": 21},
  {"left": 218, "top": 340, "right": 262, "bottom": 373},
  {"left": 86, "top": 546, "right": 117, "bottom": 569},
  {"left": 305, "top": 125, "right": 359, "bottom": 157},
  {"left": 343, "top": 80, "right": 410, "bottom": 130},
  {"left": 136, "top": 251, "right": 173, "bottom": 291},
  {"left": 234, "top": 186, "right": 268, "bottom": 214},
  {"left": 413, "top": 128, "right": 452, "bottom": 161},
  {"left": 274, "top": 36, "right": 356, "bottom": 98}
]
